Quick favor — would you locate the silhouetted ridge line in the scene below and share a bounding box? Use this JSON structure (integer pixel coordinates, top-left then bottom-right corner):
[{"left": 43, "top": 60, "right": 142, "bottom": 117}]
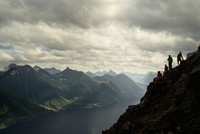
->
[{"left": 103, "top": 49, "right": 200, "bottom": 134}]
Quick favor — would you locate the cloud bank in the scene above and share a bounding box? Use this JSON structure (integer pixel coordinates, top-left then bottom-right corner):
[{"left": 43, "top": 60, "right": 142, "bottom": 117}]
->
[{"left": 0, "top": 0, "right": 199, "bottom": 73}]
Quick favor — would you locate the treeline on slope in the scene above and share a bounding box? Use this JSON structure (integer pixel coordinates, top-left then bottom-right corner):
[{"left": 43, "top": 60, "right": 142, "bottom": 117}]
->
[{"left": 0, "top": 64, "right": 145, "bottom": 129}]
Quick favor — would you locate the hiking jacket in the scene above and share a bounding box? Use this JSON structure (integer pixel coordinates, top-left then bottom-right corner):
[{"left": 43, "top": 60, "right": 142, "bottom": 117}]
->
[{"left": 168, "top": 57, "right": 173, "bottom": 63}]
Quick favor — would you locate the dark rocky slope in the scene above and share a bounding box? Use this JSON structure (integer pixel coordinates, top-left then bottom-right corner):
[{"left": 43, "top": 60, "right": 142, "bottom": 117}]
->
[{"left": 103, "top": 49, "right": 200, "bottom": 134}]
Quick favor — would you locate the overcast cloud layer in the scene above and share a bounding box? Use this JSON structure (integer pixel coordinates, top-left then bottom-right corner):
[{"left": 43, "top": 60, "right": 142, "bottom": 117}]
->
[{"left": 0, "top": 0, "right": 199, "bottom": 73}]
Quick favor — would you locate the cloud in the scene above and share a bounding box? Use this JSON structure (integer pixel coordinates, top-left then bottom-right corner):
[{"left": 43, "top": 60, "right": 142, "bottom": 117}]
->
[
  {"left": 0, "top": 0, "right": 119, "bottom": 28},
  {"left": 0, "top": 0, "right": 199, "bottom": 73},
  {"left": 119, "top": 0, "right": 200, "bottom": 40},
  {"left": 0, "top": 42, "right": 13, "bottom": 49}
]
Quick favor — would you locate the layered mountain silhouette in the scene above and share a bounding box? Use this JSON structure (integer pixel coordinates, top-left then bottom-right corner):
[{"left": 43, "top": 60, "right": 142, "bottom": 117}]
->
[
  {"left": 2, "top": 65, "right": 71, "bottom": 108},
  {"left": 93, "top": 74, "right": 145, "bottom": 100},
  {"left": 44, "top": 67, "right": 61, "bottom": 74},
  {"left": 86, "top": 70, "right": 156, "bottom": 87},
  {"left": 103, "top": 49, "right": 200, "bottom": 134},
  {"left": 122, "top": 72, "right": 157, "bottom": 85},
  {"left": 86, "top": 70, "right": 117, "bottom": 77},
  {"left": 0, "top": 65, "right": 145, "bottom": 129}
]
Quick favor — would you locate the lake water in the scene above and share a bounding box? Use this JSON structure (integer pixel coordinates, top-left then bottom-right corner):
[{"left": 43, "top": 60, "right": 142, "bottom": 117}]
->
[{"left": 0, "top": 100, "right": 139, "bottom": 134}]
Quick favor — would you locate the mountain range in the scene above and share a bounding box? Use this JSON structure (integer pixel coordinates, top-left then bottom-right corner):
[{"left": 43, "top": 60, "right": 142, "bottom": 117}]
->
[
  {"left": 44, "top": 67, "right": 61, "bottom": 74},
  {"left": 86, "top": 70, "right": 156, "bottom": 86},
  {"left": 86, "top": 70, "right": 117, "bottom": 77},
  {"left": 92, "top": 74, "right": 145, "bottom": 100},
  {"left": 0, "top": 64, "right": 145, "bottom": 129},
  {"left": 121, "top": 72, "right": 157, "bottom": 85}
]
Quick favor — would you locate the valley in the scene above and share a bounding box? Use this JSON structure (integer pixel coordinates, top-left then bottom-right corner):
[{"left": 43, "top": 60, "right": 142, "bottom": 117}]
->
[{"left": 0, "top": 100, "right": 139, "bottom": 134}]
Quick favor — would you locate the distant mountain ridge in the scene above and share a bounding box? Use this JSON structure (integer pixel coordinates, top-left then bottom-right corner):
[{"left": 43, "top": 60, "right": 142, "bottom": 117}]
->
[
  {"left": 85, "top": 70, "right": 117, "bottom": 77},
  {"left": 101, "top": 74, "right": 145, "bottom": 99},
  {"left": 44, "top": 67, "right": 61, "bottom": 74},
  {"left": 86, "top": 70, "right": 156, "bottom": 86},
  {"left": 122, "top": 72, "right": 156, "bottom": 85},
  {"left": 93, "top": 74, "right": 145, "bottom": 101}
]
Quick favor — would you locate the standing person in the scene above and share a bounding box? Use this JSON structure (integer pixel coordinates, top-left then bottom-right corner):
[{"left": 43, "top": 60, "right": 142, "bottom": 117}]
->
[
  {"left": 164, "top": 64, "right": 168, "bottom": 71},
  {"left": 177, "top": 52, "right": 184, "bottom": 65},
  {"left": 163, "top": 64, "right": 168, "bottom": 76},
  {"left": 167, "top": 55, "right": 173, "bottom": 70}
]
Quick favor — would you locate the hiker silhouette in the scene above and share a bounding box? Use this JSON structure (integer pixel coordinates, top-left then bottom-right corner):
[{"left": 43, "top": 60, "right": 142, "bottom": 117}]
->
[
  {"left": 163, "top": 64, "right": 168, "bottom": 76},
  {"left": 167, "top": 55, "right": 173, "bottom": 70},
  {"left": 157, "top": 71, "right": 162, "bottom": 78},
  {"left": 177, "top": 52, "right": 184, "bottom": 65},
  {"left": 164, "top": 64, "right": 168, "bottom": 71}
]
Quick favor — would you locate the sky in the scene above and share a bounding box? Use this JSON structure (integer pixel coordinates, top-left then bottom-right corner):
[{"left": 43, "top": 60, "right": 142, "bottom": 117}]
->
[{"left": 0, "top": 0, "right": 199, "bottom": 74}]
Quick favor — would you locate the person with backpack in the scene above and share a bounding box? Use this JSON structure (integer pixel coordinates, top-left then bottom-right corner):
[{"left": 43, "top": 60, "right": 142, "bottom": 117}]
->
[
  {"left": 177, "top": 52, "right": 184, "bottom": 65},
  {"left": 167, "top": 55, "right": 173, "bottom": 70}
]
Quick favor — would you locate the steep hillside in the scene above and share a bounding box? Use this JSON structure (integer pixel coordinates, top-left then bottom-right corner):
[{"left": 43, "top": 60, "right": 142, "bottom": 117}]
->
[
  {"left": 55, "top": 68, "right": 132, "bottom": 109},
  {"left": 103, "top": 50, "right": 200, "bottom": 134},
  {"left": 0, "top": 90, "right": 48, "bottom": 129},
  {"left": 0, "top": 65, "right": 71, "bottom": 111},
  {"left": 0, "top": 71, "right": 4, "bottom": 77},
  {"left": 94, "top": 74, "right": 145, "bottom": 101},
  {"left": 104, "top": 74, "right": 145, "bottom": 99},
  {"left": 55, "top": 67, "right": 92, "bottom": 86}
]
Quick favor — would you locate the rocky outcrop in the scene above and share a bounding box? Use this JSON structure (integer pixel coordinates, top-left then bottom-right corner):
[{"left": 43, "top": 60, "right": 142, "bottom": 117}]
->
[{"left": 103, "top": 49, "right": 200, "bottom": 134}]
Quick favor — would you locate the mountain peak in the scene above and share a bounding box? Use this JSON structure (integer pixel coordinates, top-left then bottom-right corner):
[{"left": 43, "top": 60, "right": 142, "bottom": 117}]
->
[
  {"left": 116, "top": 73, "right": 126, "bottom": 77},
  {"left": 103, "top": 50, "right": 200, "bottom": 134},
  {"left": 108, "top": 70, "right": 117, "bottom": 76},
  {"left": 62, "top": 67, "right": 82, "bottom": 74},
  {"left": 33, "top": 65, "right": 41, "bottom": 71},
  {"left": 5, "top": 65, "right": 35, "bottom": 77},
  {"left": 8, "top": 63, "right": 18, "bottom": 70},
  {"left": 115, "top": 74, "right": 134, "bottom": 81},
  {"left": 66, "top": 67, "right": 70, "bottom": 70},
  {"left": 44, "top": 67, "right": 61, "bottom": 74},
  {"left": 62, "top": 67, "right": 74, "bottom": 73}
]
